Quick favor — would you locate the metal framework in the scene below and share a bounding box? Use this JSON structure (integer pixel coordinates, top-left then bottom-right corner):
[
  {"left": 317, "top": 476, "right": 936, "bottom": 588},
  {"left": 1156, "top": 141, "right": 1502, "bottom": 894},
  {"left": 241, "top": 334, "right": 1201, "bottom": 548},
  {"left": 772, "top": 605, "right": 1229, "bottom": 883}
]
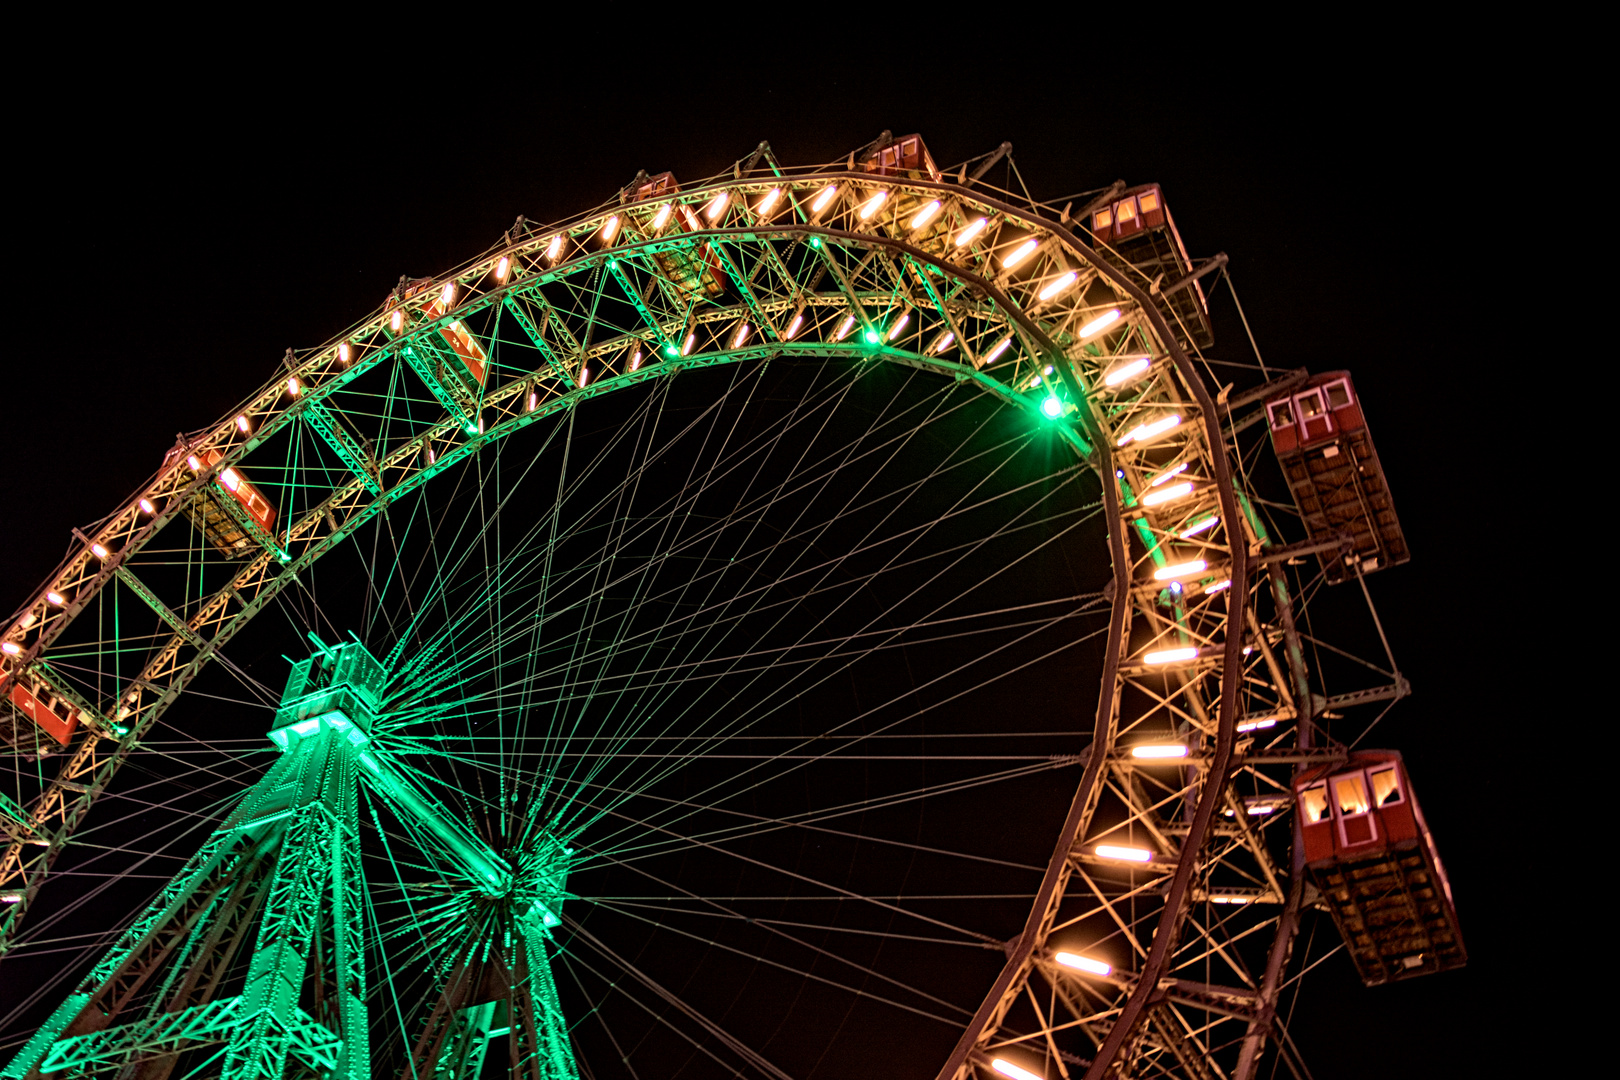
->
[{"left": 2, "top": 134, "right": 1417, "bottom": 1078}]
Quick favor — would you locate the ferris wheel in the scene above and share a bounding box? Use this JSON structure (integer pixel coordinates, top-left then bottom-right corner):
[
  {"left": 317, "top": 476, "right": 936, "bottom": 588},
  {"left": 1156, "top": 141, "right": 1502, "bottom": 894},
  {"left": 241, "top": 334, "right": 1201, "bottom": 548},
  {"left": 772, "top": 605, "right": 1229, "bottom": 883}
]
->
[{"left": 0, "top": 133, "right": 1463, "bottom": 1080}]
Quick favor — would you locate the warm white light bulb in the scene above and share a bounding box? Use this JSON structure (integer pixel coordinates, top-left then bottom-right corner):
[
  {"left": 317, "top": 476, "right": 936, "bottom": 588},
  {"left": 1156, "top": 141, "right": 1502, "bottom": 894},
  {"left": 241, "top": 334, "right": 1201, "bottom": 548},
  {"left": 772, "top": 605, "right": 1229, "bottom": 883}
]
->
[
  {"left": 547, "top": 235, "right": 563, "bottom": 260},
  {"left": 236, "top": 415, "right": 251, "bottom": 433},
  {"left": 910, "top": 200, "right": 942, "bottom": 230},
  {"left": 1104, "top": 357, "right": 1150, "bottom": 387},
  {"left": 1054, "top": 951, "right": 1112, "bottom": 976},
  {"left": 1144, "top": 646, "right": 1198, "bottom": 665},
  {"left": 1141, "top": 481, "right": 1193, "bottom": 507},
  {"left": 1095, "top": 844, "right": 1152, "bottom": 862},
  {"left": 46, "top": 591, "right": 65, "bottom": 606},
  {"left": 955, "top": 217, "right": 988, "bottom": 246},
  {"left": 887, "top": 313, "right": 909, "bottom": 340},
  {"left": 1179, "top": 516, "right": 1219, "bottom": 538},
  {"left": 1078, "top": 308, "right": 1122, "bottom": 339},
  {"left": 705, "top": 192, "right": 729, "bottom": 221},
  {"left": 1131, "top": 744, "right": 1189, "bottom": 759},
  {"left": 652, "top": 204, "right": 672, "bottom": 231},
  {"left": 858, "top": 190, "right": 889, "bottom": 220},
  {"left": 601, "top": 216, "right": 619, "bottom": 242},
  {"left": 930, "top": 331, "right": 955, "bottom": 354},
  {"left": 991, "top": 1060, "right": 1045, "bottom": 1080},
  {"left": 834, "top": 315, "right": 856, "bottom": 341},
  {"left": 1117, "top": 414, "right": 1181, "bottom": 447},
  {"left": 733, "top": 322, "right": 750, "bottom": 348},
  {"left": 139, "top": 498, "right": 155, "bottom": 514},
  {"left": 983, "top": 335, "right": 1015, "bottom": 365},
  {"left": 758, "top": 188, "right": 780, "bottom": 215},
  {"left": 1038, "top": 271, "right": 1078, "bottom": 301},
  {"left": 440, "top": 281, "right": 456, "bottom": 308},
  {"left": 495, "top": 256, "right": 510, "bottom": 281},
  {"left": 1002, "top": 239, "right": 1038, "bottom": 269},
  {"left": 1153, "top": 559, "right": 1208, "bottom": 581},
  {"left": 785, "top": 313, "right": 803, "bottom": 339},
  {"left": 391, "top": 309, "right": 404, "bottom": 332},
  {"left": 811, "top": 185, "right": 838, "bottom": 213}
]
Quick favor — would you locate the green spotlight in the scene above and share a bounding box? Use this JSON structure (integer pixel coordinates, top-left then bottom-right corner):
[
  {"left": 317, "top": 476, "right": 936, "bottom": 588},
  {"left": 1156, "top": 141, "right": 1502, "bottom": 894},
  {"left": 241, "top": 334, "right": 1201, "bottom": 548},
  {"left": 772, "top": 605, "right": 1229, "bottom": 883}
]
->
[{"left": 1042, "top": 397, "right": 1063, "bottom": 419}]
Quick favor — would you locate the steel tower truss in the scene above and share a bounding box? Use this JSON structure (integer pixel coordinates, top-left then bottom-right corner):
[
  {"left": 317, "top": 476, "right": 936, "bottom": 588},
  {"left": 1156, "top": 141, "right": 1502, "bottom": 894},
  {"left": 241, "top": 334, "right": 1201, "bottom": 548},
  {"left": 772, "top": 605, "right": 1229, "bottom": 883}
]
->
[
  {"left": 2, "top": 135, "right": 1408, "bottom": 1078},
  {"left": 4, "top": 641, "right": 575, "bottom": 1079}
]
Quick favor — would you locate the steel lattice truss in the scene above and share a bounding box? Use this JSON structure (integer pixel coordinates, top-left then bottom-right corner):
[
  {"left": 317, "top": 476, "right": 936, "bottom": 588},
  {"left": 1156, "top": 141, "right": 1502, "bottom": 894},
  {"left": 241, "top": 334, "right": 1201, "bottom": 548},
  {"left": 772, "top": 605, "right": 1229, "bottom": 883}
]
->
[{"left": 1, "top": 137, "right": 1409, "bottom": 1079}]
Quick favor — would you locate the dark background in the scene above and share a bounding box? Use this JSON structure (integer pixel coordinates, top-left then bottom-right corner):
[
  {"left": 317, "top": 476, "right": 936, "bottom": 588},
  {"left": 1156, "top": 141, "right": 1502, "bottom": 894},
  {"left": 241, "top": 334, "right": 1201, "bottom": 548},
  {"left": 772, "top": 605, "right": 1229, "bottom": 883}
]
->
[{"left": 3, "top": 38, "right": 1525, "bottom": 1078}]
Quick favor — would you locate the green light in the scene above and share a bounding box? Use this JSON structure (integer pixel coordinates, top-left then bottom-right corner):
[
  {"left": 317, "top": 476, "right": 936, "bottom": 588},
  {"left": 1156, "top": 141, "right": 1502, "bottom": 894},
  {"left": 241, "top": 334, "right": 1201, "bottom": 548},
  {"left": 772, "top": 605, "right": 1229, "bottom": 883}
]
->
[
  {"left": 863, "top": 329, "right": 881, "bottom": 345},
  {"left": 465, "top": 422, "right": 479, "bottom": 435},
  {"left": 607, "top": 257, "right": 618, "bottom": 268},
  {"left": 1042, "top": 397, "right": 1063, "bottom": 419},
  {"left": 663, "top": 343, "right": 679, "bottom": 357},
  {"left": 810, "top": 237, "right": 823, "bottom": 248}
]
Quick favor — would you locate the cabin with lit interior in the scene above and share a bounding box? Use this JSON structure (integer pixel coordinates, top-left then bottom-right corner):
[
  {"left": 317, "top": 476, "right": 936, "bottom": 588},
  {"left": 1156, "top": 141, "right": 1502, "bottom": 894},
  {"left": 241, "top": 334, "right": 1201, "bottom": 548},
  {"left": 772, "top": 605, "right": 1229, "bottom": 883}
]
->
[
  {"left": 626, "top": 172, "right": 726, "bottom": 300},
  {"left": 1089, "top": 184, "right": 1213, "bottom": 349},
  {"left": 386, "top": 276, "right": 489, "bottom": 403},
  {"left": 1264, "top": 371, "right": 1408, "bottom": 584},
  {"left": 1294, "top": 750, "right": 1465, "bottom": 986},
  {"left": 180, "top": 446, "right": 278, "bottom": 559},
  {"left": 859, "top": 133, "right": 942, "bottom": 181},
  {"left": 2, "top": 671, "right": 79, "bottom": 748}
]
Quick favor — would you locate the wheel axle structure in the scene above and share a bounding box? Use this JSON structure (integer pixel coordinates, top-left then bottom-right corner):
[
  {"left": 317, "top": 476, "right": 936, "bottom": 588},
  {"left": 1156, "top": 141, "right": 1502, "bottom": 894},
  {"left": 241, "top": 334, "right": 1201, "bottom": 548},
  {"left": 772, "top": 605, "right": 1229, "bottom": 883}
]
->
[{"left": 1, "top": 134, "right": 1441, "bottom": 1079}]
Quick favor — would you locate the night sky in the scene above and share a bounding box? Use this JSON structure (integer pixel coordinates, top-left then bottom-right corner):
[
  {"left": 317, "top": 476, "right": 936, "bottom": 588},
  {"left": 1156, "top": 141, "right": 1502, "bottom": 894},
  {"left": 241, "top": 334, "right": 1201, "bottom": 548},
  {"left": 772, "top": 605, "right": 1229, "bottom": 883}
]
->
[{"left": 3, "top": 43, "right": 1520, "bottom": 1078}]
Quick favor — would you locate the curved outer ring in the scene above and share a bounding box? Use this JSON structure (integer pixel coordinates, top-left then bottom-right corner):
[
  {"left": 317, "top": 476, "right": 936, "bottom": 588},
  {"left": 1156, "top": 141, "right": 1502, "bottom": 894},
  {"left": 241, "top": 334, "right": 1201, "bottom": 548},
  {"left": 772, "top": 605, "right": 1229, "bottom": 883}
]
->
[{"left": 2, "top": 167, "right": 1256, "bottom": 1078}]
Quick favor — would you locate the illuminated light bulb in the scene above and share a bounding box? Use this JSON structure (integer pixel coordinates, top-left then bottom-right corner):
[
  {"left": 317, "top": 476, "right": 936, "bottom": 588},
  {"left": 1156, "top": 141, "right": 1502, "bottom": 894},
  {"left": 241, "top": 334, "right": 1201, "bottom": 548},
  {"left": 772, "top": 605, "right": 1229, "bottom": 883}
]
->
[
  {"left": 547, "top": 234, "right": 563, "bottom": 260},
  {"left": 1145, "top": 646, "right": 1198, "bottom": 665},
  {"left": 1150, "top": 462, "right": 1189, "bottom": 486},
  {"left": 46, "top": 591, "right": 65, "bottom": 606},
  {"left": 339, "top": 342, "right": 352, "bottom": 364},
  {"left": 1132, "top": 744, "right": 1189, "bottom": 759},
  {"left": 601, "top": 216, "right": 620, "bottom": 242},
  {"left": 236, "top": 415, "right": 251, "bottom": 434},
  {"left": 440, "top": 281, "right": 456, "bottom": 308},
  {"left": 834, "top": 315, "right": 856, "bottom": 341},
  {"left": 664, "top": 342, "right": 680, "bottom": 357},
  {"left": 630, "top": 349, "right": 643, "bottom": 372},
  {"left": 811, "top": 185, "right": 838, "bottom": 213},
  {"left": 495, "top": 255, "right": 510, "bottom": 281},
  {"left": 758, "top": 188, "right": 780, "bottom": 214},
  {"left": 705, "top": 192, "right": 729, "bottom": 221},
  {"left": 139, "top": 498, "right": 155, "bottom": 514},
  {"left": 579, "top": 367, "right": 589, "bottom": 387},
  {"left": 929, "top": 330, "right": 955, "bottom": 354},
  {"left": 1042, "top": 397, "right": 1063, "bottom": 418},
  {"left": 426, "top": 446, "right": 436, "bottom": 464},
  {"left": 1179, "top": 516, "right": 1219, "bottom": 538},
  {"left": 785, "top": 313, "right": 803, "bottom": 340},
  {"left": 391, "top": 309, "right": 404, "bottom": 332},
  {"left": 887, "top": 312, "right": 909, "bottom": 340},
  {"left": 1236, "top": 716, "right": 1276, "bottom": 732},
  {"left": 1153, "top": 559, "right": 1208, "bottom": 581},
  {"left": 863, "top": 328, "right": 881, "bottom": 345},
  {"left": 1054, "top": 952, "right": 1112, "bottom": 976},
  {"left": 652, "top": 203, "right": 672, "bottom": 231},
  {"left": 910, "top": 200, "right": 942, "bottom": 230},
  {"left": 1002, "top": 239, "right": 1038, "bottom": 269},
  {"left": 955, "top": 217, "right": 988, "bottom": 246},
  {"left": 983, "top": 335, "right": 1015, "bottom": 365},
  {"left": 1, "top": 642, "right": 20, "bottom": 656},
  {"left": 186, "top": 454, "right": 202, "bottom": 471},
  {"left": 1104, "top": 357, "right": 1150, "bottom": 386},
  {"left": 1212, "top": 895, "right": 1255, "bottom": 904},
  {"left": 1248, "top": 805, "right": 1275, "bottom": 815},
  {"left": 1095, "top": 844, "right": 1152, "bottom": 862},
  {"left": 528, "top": 390, "right": 538, "bottom": 411},
  {"left": 287, "top": 377, "right": 300, "bottom": 396},
  {"left": 858, "top": 190, "right": 889, "bottom": 220},
  {"left": 91, "top": 543, "right": 110, "bottom": 559},
  {"left": 991, "top": 1060, "right": 1045, "bottom": 1080},
  {"left": 1078, "top": 308, "right": 1123, "bottom": 339},
  {"left": 1038, "top": 271, "right": 1078, "bottom": 301},
  {"left": 1141, "top": 481, "right": 1194, "bottom": 507},
  {"left": 220, "top": 468, "right": 241, "bottom": 492},
  {"left": 734, "top": 322, "right": 750, "bottom": 348},
  {"left": 1117, "top": 413, "right": 1182, "bottom": 446},
  {"left": 683, "top": 332, "right": 695, "bottom": 355}
]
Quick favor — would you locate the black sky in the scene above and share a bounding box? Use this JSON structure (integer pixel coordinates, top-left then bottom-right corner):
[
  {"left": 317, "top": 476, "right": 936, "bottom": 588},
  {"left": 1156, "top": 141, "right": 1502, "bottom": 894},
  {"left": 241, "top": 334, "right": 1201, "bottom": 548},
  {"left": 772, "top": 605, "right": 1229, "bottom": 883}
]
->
[{"left": 2, "top": 39, "right": 1526, "bottom": 1077}]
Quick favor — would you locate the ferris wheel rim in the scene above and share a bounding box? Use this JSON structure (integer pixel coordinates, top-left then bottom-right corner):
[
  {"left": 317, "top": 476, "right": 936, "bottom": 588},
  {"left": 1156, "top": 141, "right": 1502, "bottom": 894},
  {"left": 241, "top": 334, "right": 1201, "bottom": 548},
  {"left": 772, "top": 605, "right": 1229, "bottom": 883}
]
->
[{"left": 1, "top": 145, "right": 1303, "bottom": 1080}]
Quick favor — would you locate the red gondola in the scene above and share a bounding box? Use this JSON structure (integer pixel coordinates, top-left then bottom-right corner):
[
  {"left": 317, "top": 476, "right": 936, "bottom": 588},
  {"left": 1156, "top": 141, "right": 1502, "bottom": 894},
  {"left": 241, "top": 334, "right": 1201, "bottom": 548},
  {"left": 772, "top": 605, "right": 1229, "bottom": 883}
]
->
[
  {"left": 1263, "top": 371, "right": 1409, "bottom": 582},
  {"left": 626, "top": 172, "right": 726, "bottom": 299},
  {"left": 859, "top": 133, "right": 941, "bottom": 181},
  {"left": 1294, "top": 750, "right": 1465, "bottom": 985},
  {"left": 4, "top": 676, "right": 78, "bottom": 746},
  {"left": 1089, "top": 184, "right": 1213, "bottom": 349},
  {"left": 178, "top": 446, "right": 278, "bottom": 558}
]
